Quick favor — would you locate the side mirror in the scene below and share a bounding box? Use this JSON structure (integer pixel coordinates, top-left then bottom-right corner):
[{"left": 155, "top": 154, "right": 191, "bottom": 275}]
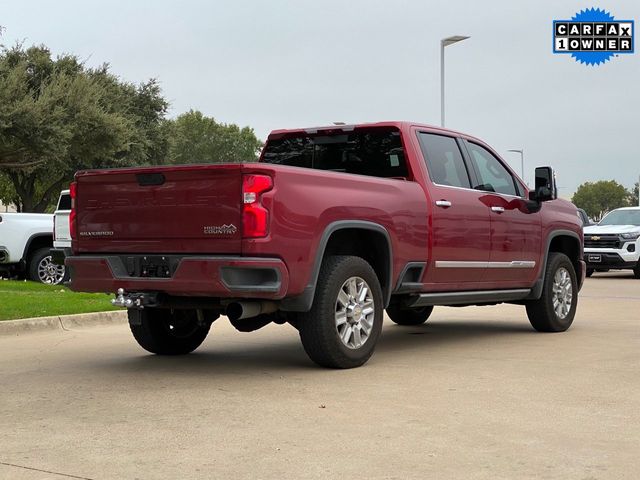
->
[{"left": 529, "top": 166, "right": 558, "bottom": 202}]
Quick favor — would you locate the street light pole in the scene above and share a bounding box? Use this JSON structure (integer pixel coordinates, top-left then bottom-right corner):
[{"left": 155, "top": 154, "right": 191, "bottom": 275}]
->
[
  {"left": 507, "top": 149, "right": 525, "bottom": 181},
  {"left": 440, "top": 35, "right": 470, "bottom": 127},
  {"left": 440, "top": 41, "right": 444, "bottom": 127}
]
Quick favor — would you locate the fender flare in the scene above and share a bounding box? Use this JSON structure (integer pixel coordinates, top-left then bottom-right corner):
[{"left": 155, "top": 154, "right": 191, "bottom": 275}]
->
[
  {"left": 526, "top": 229, "right": 581, "bottom": 300},
  {"left": 22, "top": 233, "right": 53, "bottom": 263},
  {"left": 280, "top": 220, "right": 393, "bottom": 312}
]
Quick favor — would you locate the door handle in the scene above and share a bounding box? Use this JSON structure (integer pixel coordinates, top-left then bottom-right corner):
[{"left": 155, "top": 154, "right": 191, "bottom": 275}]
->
[
  {"left": 491, "top": 206, "right": 505, "bottom": 213},
  {"left": 435, "top": 200, "right": 452, "bottom": 208}
]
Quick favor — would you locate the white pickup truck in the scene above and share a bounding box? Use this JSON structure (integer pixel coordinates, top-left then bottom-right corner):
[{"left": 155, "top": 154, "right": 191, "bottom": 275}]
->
[{"left": 0, "top": 211, "right": 66, "bottom": 284}]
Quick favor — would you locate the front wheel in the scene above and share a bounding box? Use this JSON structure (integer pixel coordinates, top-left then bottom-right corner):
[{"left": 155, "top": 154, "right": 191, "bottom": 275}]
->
[
  {"left": 129, "top": 308, "right": 213, "bottom": 355},
  {"left": 298, "top": 255, "right": 384, "bottom": 369},
  {"left": 526, "top": 252, "right": 578, "bottom": 332},
  {"left": 633, "top": 263, "right": 640, "bottom": 279},
  {"left": 585, "top": 268, "right": 594, "bottom": 278}
]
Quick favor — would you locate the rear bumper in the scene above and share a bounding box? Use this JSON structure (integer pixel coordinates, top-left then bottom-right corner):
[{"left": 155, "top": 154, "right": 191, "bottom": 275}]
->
[{"left": 66, "top": 255, "right": 289, "bottom": 299}]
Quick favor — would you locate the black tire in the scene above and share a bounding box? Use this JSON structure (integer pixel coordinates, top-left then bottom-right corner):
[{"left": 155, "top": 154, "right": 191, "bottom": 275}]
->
[
  {"left": 633, "top": 263, "right": 640, "bottom": 279},
  {"left": 298, "top": 255, "right": 384, "bottom": 369},
  {"left": 526, "top": 252, "right": 578, "bottom": 332},
  {"left": 585, "top": 268, "right": 594, "bottom": 278},
  {"left": 28, "top": 247, "right": 67, "bottom": 285},
  {"left": 386, "top": 305, "right": 434, "bottom": 326},
  {"left": 129, "top": 308, "right": 212, "bottom": 355}
]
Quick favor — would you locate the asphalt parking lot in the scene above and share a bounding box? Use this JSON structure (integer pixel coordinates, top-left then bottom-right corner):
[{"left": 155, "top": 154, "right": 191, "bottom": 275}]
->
[{"left": 1, "top": 272, "right": 638, "bottom": 480}]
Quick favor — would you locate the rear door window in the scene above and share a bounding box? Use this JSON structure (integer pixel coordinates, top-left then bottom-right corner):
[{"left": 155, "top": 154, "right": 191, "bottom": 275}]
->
[
  {"left": 417, "top": 133, "right": 471, "bottom": 188},
  {"left": 261, "top": 128, "right": 408, "bottom": 179}
]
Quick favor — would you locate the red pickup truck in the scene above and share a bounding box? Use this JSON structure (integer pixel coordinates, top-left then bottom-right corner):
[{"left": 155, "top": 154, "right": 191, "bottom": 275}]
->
[{"left": 66, "top": 121, "right": 585, "bottom": 368}]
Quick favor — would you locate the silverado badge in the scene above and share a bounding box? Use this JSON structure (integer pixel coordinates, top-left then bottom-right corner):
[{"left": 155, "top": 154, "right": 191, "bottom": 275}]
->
[{"left": 590, "top": 236, "right": 601, "bottom": 241}]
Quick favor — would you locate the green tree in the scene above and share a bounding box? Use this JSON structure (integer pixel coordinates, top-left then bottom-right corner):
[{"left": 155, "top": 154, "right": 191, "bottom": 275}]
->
[
  {"left": 166, "top": 110, "right": 262, "bottom": 164},
  {"left": 629, "top": 181, "right": 639, "bottom": 207},
  {"left": 571, "top": 180, "right": 630, "bottom": 221},
  {"left": 0, "top": 44, "right": 168, "bottom": 212}
]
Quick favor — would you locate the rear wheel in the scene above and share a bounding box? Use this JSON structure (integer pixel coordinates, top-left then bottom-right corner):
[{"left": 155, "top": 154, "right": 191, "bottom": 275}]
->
[
  {"left": 129, "top": 308, "right": 213, "bottom": 355},
  {"left": 634, "top": 263, "right": 640, "bottom": 279},
  {"left": 526, "top": 252, "right": 577, "bottom": 332},
  {"left": 298, "top": 255, "right": 383, "bottom": 369},
  {"left": 28, "top": 247, "right": 67, "bottom": 285},
  {"left": 386, "top": 305, "right": 433, "bottom": 326}
]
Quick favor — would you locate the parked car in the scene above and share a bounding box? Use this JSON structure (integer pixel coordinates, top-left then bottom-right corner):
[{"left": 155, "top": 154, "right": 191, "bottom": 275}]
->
[
  {"left": 0, "top": 212, "right": 66, "bottom": 284},
  {"left": 51, "top": 189, "right": 72, "bottom": 268},
  {"left": 583, "top": 207, "right": 640, "bottom": 278},
  {"left": 577, "top": 208, "right": 593, "bottom": 226},
  {"left": 66, "top": 121, "right": 585, "bottom": 368}
]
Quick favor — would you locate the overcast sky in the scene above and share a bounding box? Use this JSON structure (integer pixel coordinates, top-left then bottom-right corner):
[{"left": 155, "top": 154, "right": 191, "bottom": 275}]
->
[{"left": 2, "top": 0, "right": 639, "bottom": 194}]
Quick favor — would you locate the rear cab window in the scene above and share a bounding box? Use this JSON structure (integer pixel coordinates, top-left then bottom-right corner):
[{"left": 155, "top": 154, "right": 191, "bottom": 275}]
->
[
  {"left": 57, "top": 193, "right": 71, "bottom": 211},
  {"left": 261, "top": 127, "right": 409, "bottom": 180}
]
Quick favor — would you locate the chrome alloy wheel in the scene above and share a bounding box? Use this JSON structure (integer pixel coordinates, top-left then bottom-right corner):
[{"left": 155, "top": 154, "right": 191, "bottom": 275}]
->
[
  {"left": 38, "top": 255, "right": 66, "bottom": 285},
  {"left": 335, "top": 276, "right": 375, "bottom": 349},
  {"left": 552, "top": 267, "right": 573, "bottom": 319}
]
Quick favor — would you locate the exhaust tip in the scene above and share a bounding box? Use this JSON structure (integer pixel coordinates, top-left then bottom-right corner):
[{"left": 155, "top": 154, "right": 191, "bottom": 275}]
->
[
  {"left": 226, "top": 303, "right": 243, "bottom": 322},
  {"left": 226, "top": 301, "right": 278, "bottom": 321}
]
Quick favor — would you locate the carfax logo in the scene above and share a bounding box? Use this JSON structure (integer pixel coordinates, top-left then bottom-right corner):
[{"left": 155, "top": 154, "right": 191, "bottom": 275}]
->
[{"left": 553, "top": 8, "right": 634, "bottom": 65}]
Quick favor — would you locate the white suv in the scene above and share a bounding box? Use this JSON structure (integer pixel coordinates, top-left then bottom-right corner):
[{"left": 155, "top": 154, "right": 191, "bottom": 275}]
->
[{"left": 583, "top": 207, "right": 640, "bottom": 278}]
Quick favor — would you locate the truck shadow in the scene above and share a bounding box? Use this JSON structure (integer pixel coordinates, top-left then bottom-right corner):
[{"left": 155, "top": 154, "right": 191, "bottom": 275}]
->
[
  {"left": 93, "top": 319, "right": 535, "bottom": 375},
  {"left": 379, "top": 320, "right": 531, "bottom": 352},
  {"left": 587, "top": 272, "right": 635, "bottom": 279}
]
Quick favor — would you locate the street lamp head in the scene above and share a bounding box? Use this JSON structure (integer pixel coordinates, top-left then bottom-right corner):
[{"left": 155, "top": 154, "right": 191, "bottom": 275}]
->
[
  {"left": 441, "top": 35, "right": 470, "bottom": 47},
  {"left": 507, "top": 149, "right": 523, "bottom": 154}
]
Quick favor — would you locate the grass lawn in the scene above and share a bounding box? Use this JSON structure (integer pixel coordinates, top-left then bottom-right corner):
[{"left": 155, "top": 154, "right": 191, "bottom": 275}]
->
[{"left": 0, "top": 280, "right": 119, "bottom": 321}]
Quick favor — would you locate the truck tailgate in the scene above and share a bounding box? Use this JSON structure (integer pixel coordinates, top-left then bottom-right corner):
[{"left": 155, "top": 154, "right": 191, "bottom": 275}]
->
[{"left": 74, "top": 165, "right": 243, "bottom": 254}]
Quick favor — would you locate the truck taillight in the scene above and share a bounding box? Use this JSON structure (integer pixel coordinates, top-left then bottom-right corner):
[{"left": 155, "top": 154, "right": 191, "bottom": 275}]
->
[
  {"left": 242, "top": 174, "right": 272, "bottom": 238},
  {"left": 69, "top": 181, "right": 77, "bottom": 240}
]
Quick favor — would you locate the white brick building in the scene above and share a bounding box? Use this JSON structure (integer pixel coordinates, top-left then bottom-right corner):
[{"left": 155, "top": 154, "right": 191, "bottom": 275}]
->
[{"left": 0, "top": 201, "right": 16, "bottom": 212}]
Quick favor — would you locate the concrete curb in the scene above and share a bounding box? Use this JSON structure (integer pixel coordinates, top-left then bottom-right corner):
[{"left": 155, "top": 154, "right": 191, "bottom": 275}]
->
[{"left": 0, "top": 310, "right": 127, "bottom": 336}]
